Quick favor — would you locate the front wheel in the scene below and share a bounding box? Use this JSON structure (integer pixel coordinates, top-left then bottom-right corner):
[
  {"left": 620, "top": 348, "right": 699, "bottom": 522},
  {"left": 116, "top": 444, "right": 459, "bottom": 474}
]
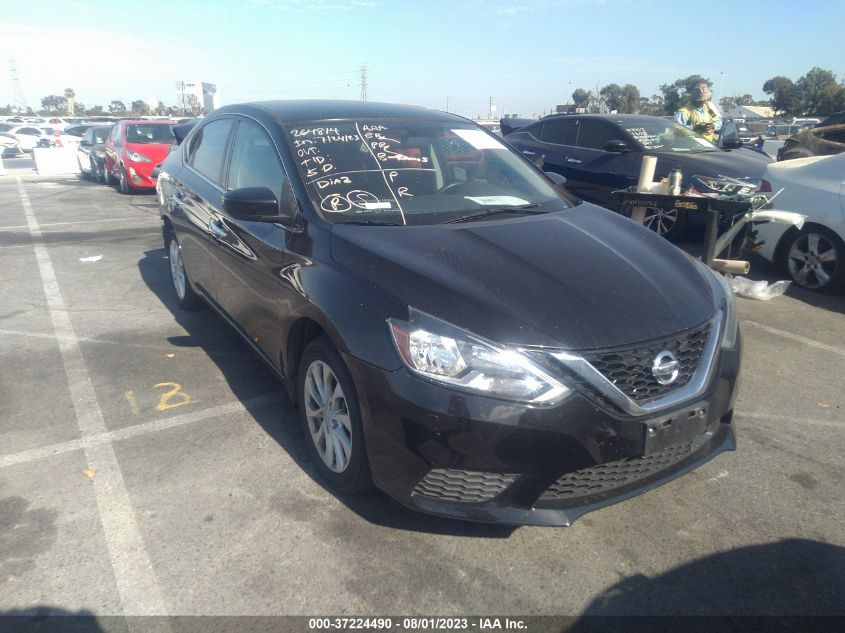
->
[
  {"left": 103, "top": 160, "right": 113, "bottom": 186},
  {"left": 298, "top": 337, "right": 372, "bottom": 494},
  {"left": 781, "top": 225, "right": 845, "bottom": 293},
  {"left": 622, "top": 204, "right": 688, "bottom": 241},
  {"left": 166, "top": 232, "right": 203, "bottom": 309},
  {"left": 118, "top": 165, "right": 131, "bottom": 195}
]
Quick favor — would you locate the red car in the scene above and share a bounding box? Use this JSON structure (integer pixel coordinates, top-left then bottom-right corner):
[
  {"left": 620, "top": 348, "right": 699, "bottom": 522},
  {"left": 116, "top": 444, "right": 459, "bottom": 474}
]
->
[{"left": 103, "top": 120, "right": 176, "bottom": 193}]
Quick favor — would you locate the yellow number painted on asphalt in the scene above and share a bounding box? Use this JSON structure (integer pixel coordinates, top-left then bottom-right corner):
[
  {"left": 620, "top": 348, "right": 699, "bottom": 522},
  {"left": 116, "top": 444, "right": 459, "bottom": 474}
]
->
[
  {"left": 124, "top": 390, "right": 141, "bottom": 416},
  {"left": 153, "top": 382, "right": 196, "bottom": 411}
]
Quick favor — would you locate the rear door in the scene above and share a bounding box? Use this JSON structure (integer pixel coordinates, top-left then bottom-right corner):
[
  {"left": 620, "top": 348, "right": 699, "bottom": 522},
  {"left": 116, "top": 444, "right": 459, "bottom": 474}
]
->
[{"left": 169, "top": 117, "right": 235, "bottom": 299}]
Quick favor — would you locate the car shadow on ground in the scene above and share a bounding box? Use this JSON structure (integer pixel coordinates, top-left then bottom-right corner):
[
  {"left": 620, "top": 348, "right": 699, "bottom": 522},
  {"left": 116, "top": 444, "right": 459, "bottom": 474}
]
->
[
  {"left": 0, "top": 608, "right": 108, "bottom": 633},
  {"left": 137, "top": 248, "right": 514, "bottom": 538},
  {"left": 565, "top": 538, "right": 844, "bottom": 627}
]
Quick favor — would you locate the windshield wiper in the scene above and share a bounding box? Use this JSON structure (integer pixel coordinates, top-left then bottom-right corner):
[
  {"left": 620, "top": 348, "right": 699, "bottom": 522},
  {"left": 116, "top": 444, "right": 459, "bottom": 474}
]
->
[
  {"left": 337, "top": 219, "right": 403, "bottom": 226},
  {"left": 441, "top": 204, "right": 545, "bottom": 225}
]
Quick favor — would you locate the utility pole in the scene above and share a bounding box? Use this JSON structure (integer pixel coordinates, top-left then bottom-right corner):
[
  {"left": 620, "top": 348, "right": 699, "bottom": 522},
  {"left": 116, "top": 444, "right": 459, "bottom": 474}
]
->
[
  {"left": 8, "top": 55, "right": 28, "bottom": 113},
  {"left": 445, "top": 96, "right": 449, "bottom": 113},
  {"left": 360, "top": 64, "right": 368, "bottom": 102},
  {"left": 488, "top": 96, "right": 493, "bottom": 120}
]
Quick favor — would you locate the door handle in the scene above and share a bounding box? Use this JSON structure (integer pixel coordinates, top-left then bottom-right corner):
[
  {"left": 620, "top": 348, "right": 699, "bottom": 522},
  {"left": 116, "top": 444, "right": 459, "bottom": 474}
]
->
[
  {"left": 521, "top": 150, "right": 536, "bottom": 156},
  {"left": 209, "top": 219, "right": 228, "bottom": 240},
  {"left": 566, "top": 157, "right": 582, "bottom": 164},
  {"left": 171, "top": 193, "right": 184, "bottom": 207}
]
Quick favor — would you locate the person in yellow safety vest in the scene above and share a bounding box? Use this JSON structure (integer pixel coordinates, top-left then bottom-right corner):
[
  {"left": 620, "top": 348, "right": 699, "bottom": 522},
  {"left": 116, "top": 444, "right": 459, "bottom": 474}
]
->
[{"left": 674, "top": 81, "right": 722, "bottom": 143}]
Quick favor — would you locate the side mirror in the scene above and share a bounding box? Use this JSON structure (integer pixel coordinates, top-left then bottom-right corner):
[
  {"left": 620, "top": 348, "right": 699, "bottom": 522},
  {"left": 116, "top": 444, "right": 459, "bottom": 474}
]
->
[
  {"left": 721, "top": 137, "right": 744, "bottom": 150},
  {"left": 602, "top": 139, "right": 631, "bottom": 153},
  {"left": 544, "top": 171, "right": 567, "bottom": 187},
  {"left": 80, "top": 139, "right": 91, "bottom": 147},
  {"left": 223, "top": 186, "right": 302, "bottom": 230}
]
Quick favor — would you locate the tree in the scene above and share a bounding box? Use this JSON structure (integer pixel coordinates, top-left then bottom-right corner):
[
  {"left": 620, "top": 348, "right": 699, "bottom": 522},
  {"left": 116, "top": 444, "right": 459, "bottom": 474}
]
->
[
  {"left": 155, "top": 100, "right": 166, "bottom": 115},
  {"left": 109, "top": 100, "right": 127, "bottom": 114},
  {"left": 86, "top": 105, "right": 105, "bottom": 116},
  {"left": 660, "top": 74, "right": 711, "bottom": 115},
  {"left": 572, "top": 88, "right": 590, "bottom": 109},
  {"left": 621, "top": 84, "right": 640, "bottom": 113},
  {"left": 40, "top": 94, "right": 66, "bottom": 113},
  {"left": 719, "top": 94, "right": 754, "bottom": 114},
  {"left": 131, "top": 100, "right": 150, "bottom": 116},
  {"left": 763, "top": 76, "right": 798, "bottom": 116},
  {"left": 64, "top": 88, "right": 75, "bottom": 100},
  {"left": 599, "top": 83, "right": 624, "bottom": 112},
  {"left": 795, "top": 67, "right": 839, "bottom": 115}
]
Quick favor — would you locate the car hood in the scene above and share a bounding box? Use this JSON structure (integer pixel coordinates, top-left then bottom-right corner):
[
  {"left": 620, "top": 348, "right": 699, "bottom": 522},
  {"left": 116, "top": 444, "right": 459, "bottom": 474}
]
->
[
  {"left": 654, "top": 148, "right": 771, "bottom": 180},
  {"left": 124, "top": 142, "right": 173, "bottom": 163},
  {"left": 330, "top": 204, "right": 717, "bottom": 350}
]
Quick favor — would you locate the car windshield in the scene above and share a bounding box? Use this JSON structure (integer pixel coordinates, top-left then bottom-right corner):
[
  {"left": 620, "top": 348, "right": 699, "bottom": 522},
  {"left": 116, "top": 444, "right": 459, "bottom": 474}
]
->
[
  {"left": 285, "top": 118, "right": 569, "bottom": 226},
  {"left": 126, "top": 124, "right": 175, "bottom": 144},
  {"left": 617, "top": 119, "right": 719, "bottom": 153}
]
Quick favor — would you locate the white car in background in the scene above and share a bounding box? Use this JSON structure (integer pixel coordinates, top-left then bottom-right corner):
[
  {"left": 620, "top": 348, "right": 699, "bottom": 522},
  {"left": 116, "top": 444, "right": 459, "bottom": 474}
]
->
[
  {"left": 757, "top": 153, "right": 845, "bottom": 292},
  {"left": 4, "top": 125, "right": 51, "bottom": 151}
]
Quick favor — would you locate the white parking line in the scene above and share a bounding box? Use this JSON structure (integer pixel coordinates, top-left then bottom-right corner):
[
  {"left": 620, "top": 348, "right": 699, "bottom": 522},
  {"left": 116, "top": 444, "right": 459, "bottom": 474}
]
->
[
  {"left": 741, "top": 319, "right": 845, "bottom": 358},
  {"left": 0, "top": 393, "right": 285, "bottom": 469},
  {"left": 0, "top": 217, "right": 158, "bottom": 230},
  {"left": 15, "top": 176, "right": 168, "bottom": 617}
]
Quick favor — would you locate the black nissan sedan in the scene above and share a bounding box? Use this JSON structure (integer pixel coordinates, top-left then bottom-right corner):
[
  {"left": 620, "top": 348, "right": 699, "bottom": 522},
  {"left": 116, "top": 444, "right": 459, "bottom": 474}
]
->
[
  {"left": 502, "top": 114, "right": 771, "bottom": 240},
  {"left": 156, "top": 101, "right": 741, "bottom": 526}
]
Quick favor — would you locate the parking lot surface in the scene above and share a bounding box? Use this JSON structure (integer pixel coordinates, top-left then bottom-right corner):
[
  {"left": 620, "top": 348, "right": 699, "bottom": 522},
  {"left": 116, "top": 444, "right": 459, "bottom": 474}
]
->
[{"left": 1, "top": 158, "right": 843, "bottom": 619}]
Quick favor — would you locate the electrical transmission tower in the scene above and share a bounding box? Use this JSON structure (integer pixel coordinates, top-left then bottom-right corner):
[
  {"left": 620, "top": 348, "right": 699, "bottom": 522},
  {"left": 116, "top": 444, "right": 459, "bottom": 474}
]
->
[
  {"left": 360, "top": 64, "right": 368, "bottom": 102},
  {"left": 8, "top": 55, "right": 29, "bottom": 112}
]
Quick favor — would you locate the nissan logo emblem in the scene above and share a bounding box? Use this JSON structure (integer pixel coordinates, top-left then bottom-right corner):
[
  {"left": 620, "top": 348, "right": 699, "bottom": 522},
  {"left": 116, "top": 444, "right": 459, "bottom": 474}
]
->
[{"left": 652, "top": 351, "right": 680, "bottom": 385}]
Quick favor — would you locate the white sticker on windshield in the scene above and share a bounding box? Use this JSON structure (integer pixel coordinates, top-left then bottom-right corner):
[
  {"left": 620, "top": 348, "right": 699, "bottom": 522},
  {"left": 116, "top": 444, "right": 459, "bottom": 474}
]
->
[
  {"left": 464, "top": 196, "right": 530, "bottom": 206},
  {"left": 452, "top": 129, "right": 507, "bottom": 150},
  {"left": 362, "top": 201, "right": 392, "bottom": 209},
  {"left": 694, "top": 137, "right": 712, "bottom": 146}
]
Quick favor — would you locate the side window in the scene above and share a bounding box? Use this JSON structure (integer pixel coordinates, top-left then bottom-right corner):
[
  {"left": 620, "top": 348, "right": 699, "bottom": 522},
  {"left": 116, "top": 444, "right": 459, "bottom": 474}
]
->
[
  {"left": 226, "top": 120, "right": 285, "bottom": 203},
  {"left": 538, "top": 120, "right": 576, "bottom": 145},
  {"left": 188, "top": 118, "right": 234, "bottom": 184},
  {"left": 575, "top": 121, "right": 617, "bottom": 150}
]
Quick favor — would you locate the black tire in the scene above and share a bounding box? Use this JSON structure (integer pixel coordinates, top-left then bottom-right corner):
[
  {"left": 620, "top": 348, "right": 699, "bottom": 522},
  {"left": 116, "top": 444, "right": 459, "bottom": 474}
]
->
[
  {"left": 92, "top": 158, "right": 104, "bottom": 184},
  {"left": 118, "top": 165, "right": 131, "bottom": 195},
  {"left": 622, "top": 203, "right": 688, "bottom": 241},
  {"left": 165, "top": 231, "right": 203, "bottom": 310},
  {"left": 779, "top": 224, "right": 845, "bottom": 293},
  {"left": 297, "top": 337, "right": 372, "bottom": 494},
  {"left": 103, "top": 160, "right": 113, "bottom": 186}
]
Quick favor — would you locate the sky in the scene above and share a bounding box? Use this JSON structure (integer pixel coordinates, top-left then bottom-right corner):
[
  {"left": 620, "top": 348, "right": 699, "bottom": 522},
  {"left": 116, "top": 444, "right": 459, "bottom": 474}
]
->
[{"left": 1, "top": 0, "right": 843, "bottom": 119}]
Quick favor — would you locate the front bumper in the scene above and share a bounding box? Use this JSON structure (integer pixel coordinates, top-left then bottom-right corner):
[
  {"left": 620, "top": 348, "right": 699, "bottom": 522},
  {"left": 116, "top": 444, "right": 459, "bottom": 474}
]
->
[
  {"left": 344, "top": 331, "right": 741, "bottom": 526},
  {"left": 122, "top": 160, "right": 157, "bottom": 188}
]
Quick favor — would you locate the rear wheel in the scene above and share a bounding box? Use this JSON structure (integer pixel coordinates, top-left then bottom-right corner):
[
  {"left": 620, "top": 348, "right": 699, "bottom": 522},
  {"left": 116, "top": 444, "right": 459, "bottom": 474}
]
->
[
  {"left": 166, "top": 232, "right": 203, "bottom": 310},
  {"left": 92, "top": 158, "right": 104, "bottom": 183},
  {"left": 103, "top": 160, "right": 113, "bottom": 186},
  {"left": 780, "top": 225, "right": 845, "bottom": 293},
  {"left": 298, "top": 337, "right": 372, "bottom": 494}
]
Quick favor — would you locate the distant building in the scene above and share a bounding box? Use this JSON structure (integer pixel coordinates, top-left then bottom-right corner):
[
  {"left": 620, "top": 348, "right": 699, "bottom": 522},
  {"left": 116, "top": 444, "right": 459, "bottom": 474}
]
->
[
  {"left": 176, "top": 81, "right": 218, "bottom": 115},
  {"left": 726, "top": 105, "right": 775, "bottom": 120}
]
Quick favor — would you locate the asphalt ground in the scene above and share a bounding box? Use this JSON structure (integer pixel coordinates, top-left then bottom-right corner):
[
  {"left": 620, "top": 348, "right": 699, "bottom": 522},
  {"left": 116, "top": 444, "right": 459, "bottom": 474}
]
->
[{"left": 1, "top": 156, "right": 843, "bottom": 622}]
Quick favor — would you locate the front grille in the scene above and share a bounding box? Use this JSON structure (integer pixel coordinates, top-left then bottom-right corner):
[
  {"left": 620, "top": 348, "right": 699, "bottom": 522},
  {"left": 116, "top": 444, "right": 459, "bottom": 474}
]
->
[
  {"left": 579, "top": 322, "right": 711, "bottom": 403},
  {"left": 412, "top": 469, "right": 517, "bottom": 503},
  {"left": 539, "top": 440, "right": 694, "bottom": 501}
]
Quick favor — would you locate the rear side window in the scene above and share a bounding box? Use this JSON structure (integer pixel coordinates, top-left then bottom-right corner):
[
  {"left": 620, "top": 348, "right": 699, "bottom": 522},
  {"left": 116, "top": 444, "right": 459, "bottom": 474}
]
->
[
  {"left": 539, "top": 120, "right": 576, "bottom": 145},
  {"left": 188, "top": 119, "right": 234, "bottom": 184},
  {"left": 575, "top": 121, "right": 617, "bottom": 150}
]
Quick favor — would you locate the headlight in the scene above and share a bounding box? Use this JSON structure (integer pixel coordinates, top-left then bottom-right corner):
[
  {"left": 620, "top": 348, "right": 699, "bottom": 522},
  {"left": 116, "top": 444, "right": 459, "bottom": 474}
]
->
[
  {"left": 127, "top": 150, "right": 151, "bottom": 163},
  {"left": 388, "top": 308, "right": 569, "bottom": 404},
  {"left": 692, "top": 175, "right": 758, "bottom": 197}
]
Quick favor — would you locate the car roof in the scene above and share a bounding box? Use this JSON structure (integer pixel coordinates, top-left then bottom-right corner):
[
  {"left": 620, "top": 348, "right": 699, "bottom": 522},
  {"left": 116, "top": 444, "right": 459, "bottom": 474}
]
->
[
  {"left": 210, "top": 100, "right": 466, "bottom": 125},
  {"left": 540, "top": 113, "right": 669, "bottom": 126},
  {"left": 120, "top": 119, "right": 174, "bottom": 125}
]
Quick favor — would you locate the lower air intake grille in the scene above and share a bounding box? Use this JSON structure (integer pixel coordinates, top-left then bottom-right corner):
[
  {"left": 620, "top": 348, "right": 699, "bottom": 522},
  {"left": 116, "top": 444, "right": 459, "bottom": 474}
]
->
[
  {"left": 412, "top": 469, "right": 517, "bottom": 503},
  {"left": 540, "top": 441, "right": 694, "bottom": 501}
]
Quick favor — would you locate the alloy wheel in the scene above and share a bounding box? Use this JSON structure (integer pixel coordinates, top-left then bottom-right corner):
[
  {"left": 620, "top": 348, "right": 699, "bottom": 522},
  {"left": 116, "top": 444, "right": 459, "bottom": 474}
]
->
[
  {"left": 788, "top": 232, "right": 839, "bottom": 289},
  {"left": 642, "top": 206, "right": 678, "bottom": 236},
  {"left": 169, "top": 238, "right": 187, "bottom": 300},
  {"left": 303, "top": 360, "right": 352, "bottom": 473}
]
